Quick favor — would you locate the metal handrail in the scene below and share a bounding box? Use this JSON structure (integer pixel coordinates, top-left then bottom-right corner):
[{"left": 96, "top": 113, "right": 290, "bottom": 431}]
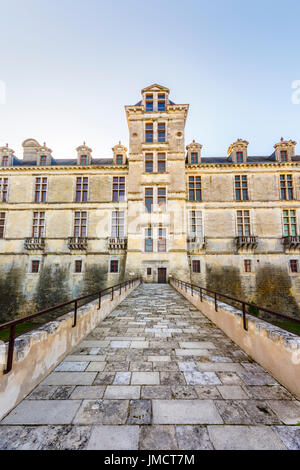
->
[
  {"left": 171, "top": 277, "right": 300, "bottom": 336},
  {"left": 0, "top": 277, "right": 141, "bottom": 374}
]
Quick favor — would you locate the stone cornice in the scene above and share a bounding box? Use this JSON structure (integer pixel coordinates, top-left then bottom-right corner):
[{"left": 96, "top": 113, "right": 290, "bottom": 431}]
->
[
  {"left": 0, "top": 164, "right": 129, "bottom": 173},
  {"left": 185, "top": 161, "right": 300, "bottom": 170}
]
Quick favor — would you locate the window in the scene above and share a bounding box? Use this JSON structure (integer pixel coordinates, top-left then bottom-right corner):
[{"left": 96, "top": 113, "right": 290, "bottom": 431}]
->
[
  {"left": 236, "top": 152, "right": 243, "bottom": 163},
  {"left": 158, "top": 188, "right": 166, "bottom": 211},
  {"left": 145, "top": 123, "right": 153, "bottom": 142},
  {"left": 76, "top": 177, "right": 88, "bottom": 202},
  {"left": 235, "top": 175, "right": 248, "bottom": 201},
  {"left": 32, "top": 212, "right": 45, "bottom": 237},
  {"left": 145, "top": 227, "right": 153, "bottom": 252},
  {"left": 192, "top": 260, "right": 201, "bottom": 273},
  {"left": 157, "top": 153, "right": 166, "bottom": 173},
  {"left": 74, "top": 211, "right": 87, "bottom": 237},
  {"left": 112, "top": 211, "right": 124, "bottom": 237},
  {"left": 40, "top": 155, "right": 47, "bottom": 166},
  {"left": 75, "top": 260, "right": 82, "bottom": 273},
  {"left": 0, "top": 212, "right": 5, "bottom": 238},
  {"left": 80, "top": 155, "right": 88, "bottom": 166},
  {"left": 31, "top": 260, "right": 40, "bottom": 273},
  {"left": 116, "top": 154, "right": 123, "bottom": 165},
  {"left": 158, "top": 94, "right": 166, "bottom": 112},
  {"left": 145, "top": 188, "right": 153, "bottom": 212},
  {"left": 189, "top": 176, "right": 201, "bottom": 201},
  {"left": 34, "top": 177, "right": 47, "bottom": 203},
  {"left": 158, "top": 123, "right": 166, "bottom": 142},
  {"left": 280, "top": 175, "right": 293, "bottom": 200},
  {"left": 158, "top": 227, "right": 167, "bottom": 252},
  {"left": 110, "top": 259, "right": 119, "bottom": 273},
  {"left": 145, "top": 153, "right": 153, "bottom": 173},
  {"left": 112, "top": 177, "right": 125, "bottom": 202},
  {"left": 237, "top": 210, "right": 251, "bottom": 236},
  {"left": 290, "top": 260, "right": 298, "bottom": 273},
  {"left": 2, "top": 156, "right": 9, "bottom": 166},
  {"left": 244, "top": 260, "right": 251, "bottom": 273},
  {"left": 189, "top": 211, "right": 203, "bottom": 236},
  {"left": 283, "top": 210, "right": 297, "bottom": 236},
  {"left": 191, "top": 153, "right": 198, "bottom": 164},
  {"left": 145, "top": 94, "right": 153, "bottom": 112},
  {"left": 147, "top": 267, "right": 152, "bottom": 275},
  {"left": 0, "top": 178, "right": 8, "bottom": 202},
  {"left": 280, "top": 150, "right": 288, "bottom": 162}
]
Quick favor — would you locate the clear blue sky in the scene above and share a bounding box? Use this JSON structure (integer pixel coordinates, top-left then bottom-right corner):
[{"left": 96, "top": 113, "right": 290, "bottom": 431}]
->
[{"left": 0, "top": 0, "right": 300, "bottom": 159}]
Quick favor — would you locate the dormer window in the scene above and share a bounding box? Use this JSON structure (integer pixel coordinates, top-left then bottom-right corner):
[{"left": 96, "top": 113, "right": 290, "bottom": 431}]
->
[
  {"left": 191, "top": 153, "right": 198, "bottom": 164},
  {"left": 2, "top": 156, "right": 8, "bottom": 167},
  {"left": 116, "top": 154, "right": 123, "bottom": 165},
  {"left": 186, "top": 141, "right": 202, "bottom": 164},
  {"left": 281, "top": 150, "right": 288, "bottom": 162},
  {"left": 40, "top": 155, "right": 47, "bottom": 166},
  {"left": 227, "top": 139, "right": 248, "bottom": 163},
  {"left": 145, "top": 94, "right": 153, "bottom": 112},
  {"left": 274, "top": 139, "right": 296, "bottom": 163},
  {"left": 158, "top": 94, "right": 166, "bottom": 111},
  {"left": 80, "top": 155, "right": 88, "bottom": 166},
  {"left": 112, "top": 142, "right": 127, "bottom": 165},
  {"left": 158, "top": 123, "right": 166, "bottom": 143},
  {"left": 236, "top": 152, "right": 243, "bottom": 163},
  {"left": 145, "top": 123, "right": 153, "bottom": 142}
]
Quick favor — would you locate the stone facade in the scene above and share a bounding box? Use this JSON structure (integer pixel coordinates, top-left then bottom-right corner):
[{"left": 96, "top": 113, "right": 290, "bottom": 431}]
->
[{"left": 0, "top": 83, "right": 300, "bottom": 314}]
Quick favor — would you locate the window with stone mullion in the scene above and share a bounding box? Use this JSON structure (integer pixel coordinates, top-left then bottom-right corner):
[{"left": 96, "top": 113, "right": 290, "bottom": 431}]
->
[{"left": 112, "top": 211, "right": 124, "bottom": 238}]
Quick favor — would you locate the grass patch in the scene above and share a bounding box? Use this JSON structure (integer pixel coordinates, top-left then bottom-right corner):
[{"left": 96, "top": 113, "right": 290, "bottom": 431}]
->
[
  {"left": 247, "top": 305, "right": 300, "bottom": 336},
  {"left": 271, "top": 320, "right": 300, "bottom": 336},
  {"left": 0, "top": 322, "right": 40, "bottom": 341}
]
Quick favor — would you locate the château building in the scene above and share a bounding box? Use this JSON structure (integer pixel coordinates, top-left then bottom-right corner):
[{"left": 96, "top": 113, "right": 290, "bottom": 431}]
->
[{"left": 0, "top": 83, "right": 300, "bottom": 308}]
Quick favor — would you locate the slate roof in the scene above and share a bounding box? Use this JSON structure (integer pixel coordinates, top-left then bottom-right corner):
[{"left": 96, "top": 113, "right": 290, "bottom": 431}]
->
[{"left": 12, "top": 157, "right": 115, "bottom": 167}]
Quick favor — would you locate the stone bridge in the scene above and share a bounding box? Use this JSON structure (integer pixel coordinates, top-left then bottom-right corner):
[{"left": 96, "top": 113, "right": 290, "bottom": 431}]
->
[{"left": 0, "top": 283, "right": 299, "bottom": 450}]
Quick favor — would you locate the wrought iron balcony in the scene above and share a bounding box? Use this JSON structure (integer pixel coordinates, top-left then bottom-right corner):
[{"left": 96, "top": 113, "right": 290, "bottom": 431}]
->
[
  {"left": 108, "top": 237, "right": 127, "bottom": 250},
  {"left": 24, "top": 237, "right": 45, "bottom": 250},
  {"left": 187, "top": 236, "right": 206, "bottom": 251},
  {"left": 236, "top": 236, "right": 258, "bottom": 249},
  {"left": 282, "top": 236, "right": 300, "bottom": 249},
  {"left": 68, "top": 237, "right": 88, "bottom": 250}
]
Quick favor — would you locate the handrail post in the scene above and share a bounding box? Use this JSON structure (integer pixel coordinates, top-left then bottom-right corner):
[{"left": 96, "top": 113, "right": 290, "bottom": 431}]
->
[
  {"left": 3, "top": 324, "right": 16, "bottom": 374},
  {"left": 191, "top": 285, "right": 193, "bottom": 296},
  {"left": 215, "top": 292, "right": 218, "bottom": 312},
  {"left": 200, "top": 287, "right": 202, "bottom": 302},
  {"left": 242, "top": 303, "right": 248, "bottom": 331},
  {"left": 120, "top": 283, "right": 122, "bottom": 295},
  {"left": 111, "top": 286, "right": 114, "bottom": 300},
  {"left": 72, "top": 300, "right": 78, "bottom": 327},
  {"left": 98, "top": 292, "right": 101, "bottom": 310}
]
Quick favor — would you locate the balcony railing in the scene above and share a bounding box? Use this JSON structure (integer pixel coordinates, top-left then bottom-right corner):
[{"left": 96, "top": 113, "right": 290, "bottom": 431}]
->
[
  {"left": 236, "top": 236, "right": 258, "bottom": 249},
  {"left": 68, "top": 237, "right": 88, "bottom": 250},
  {"left": 187, "top": 236, "right": 206, "bottom": 251},
  {"left": 108, "top": 237, "right": 127, "bottom": 250},
  {"left": 24, "top": 237, "right": 45, "bottom": 250},
  {"left": 282, "top": 236, "right": 300, "bottom": 249}
]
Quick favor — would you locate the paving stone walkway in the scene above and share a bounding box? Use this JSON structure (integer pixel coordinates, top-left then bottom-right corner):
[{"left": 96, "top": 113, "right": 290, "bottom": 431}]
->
[{"left": 0, "top": 284, "right": 300, "bottom": 450}]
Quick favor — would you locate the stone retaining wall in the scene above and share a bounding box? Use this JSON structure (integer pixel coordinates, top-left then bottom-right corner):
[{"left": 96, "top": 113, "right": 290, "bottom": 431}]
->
[
  {"left": 0, "top": 280, "right": 140, "bottom": 420},
  {"left": 170, "top": 278, "right": 300, "bottom": 399}
]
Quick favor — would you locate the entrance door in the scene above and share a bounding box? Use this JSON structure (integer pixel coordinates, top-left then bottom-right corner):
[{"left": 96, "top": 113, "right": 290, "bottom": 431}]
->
[{"left": 157, "top": 268, "right": 167, "bottom": 284}]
